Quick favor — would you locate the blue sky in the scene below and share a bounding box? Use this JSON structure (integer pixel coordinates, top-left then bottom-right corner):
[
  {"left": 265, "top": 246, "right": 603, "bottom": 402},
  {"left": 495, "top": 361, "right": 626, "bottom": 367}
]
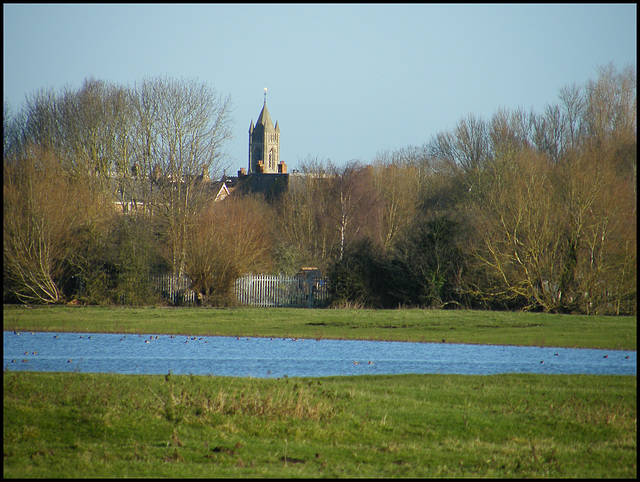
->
[{"left": 3, "top": 4, "right": 636, "bottom": 173}]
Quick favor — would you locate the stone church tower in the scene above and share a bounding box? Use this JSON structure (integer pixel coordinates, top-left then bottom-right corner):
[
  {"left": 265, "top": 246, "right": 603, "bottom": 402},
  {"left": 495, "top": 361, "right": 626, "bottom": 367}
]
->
[{"left": 248, "top": 92, "right": 286, "bottom": 174}]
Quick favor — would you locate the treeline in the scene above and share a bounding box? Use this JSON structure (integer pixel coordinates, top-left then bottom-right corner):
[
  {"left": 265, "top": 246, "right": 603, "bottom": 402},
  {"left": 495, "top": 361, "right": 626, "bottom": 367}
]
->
[{"left": 3, "top": 65, "right": 636, "bottom": 314}]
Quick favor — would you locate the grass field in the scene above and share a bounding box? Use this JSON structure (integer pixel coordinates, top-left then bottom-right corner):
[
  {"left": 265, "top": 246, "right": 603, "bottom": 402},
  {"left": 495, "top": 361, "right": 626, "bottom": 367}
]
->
[
  {"left": 3, "top": 305, "right": 637, "bottom": 477},
  {"left": 3, "top": 371, "right": 636, "bottom": 478}
]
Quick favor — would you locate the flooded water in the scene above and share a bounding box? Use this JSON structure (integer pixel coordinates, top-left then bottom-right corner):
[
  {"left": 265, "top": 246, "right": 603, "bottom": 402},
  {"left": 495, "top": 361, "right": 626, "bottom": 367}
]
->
[{"left": 3, "top": 331, "right": 636, "bottom": 378}]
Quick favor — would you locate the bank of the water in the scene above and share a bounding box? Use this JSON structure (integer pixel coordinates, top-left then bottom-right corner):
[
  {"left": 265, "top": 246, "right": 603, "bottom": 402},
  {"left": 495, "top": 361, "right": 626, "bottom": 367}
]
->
[{"left": 3, "top": 305, "right": 637, "bottom": 350}]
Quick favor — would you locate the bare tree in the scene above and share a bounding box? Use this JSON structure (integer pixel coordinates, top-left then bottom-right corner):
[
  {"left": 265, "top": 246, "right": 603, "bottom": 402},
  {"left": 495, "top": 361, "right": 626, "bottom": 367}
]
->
[
  {"left": 466, "top": 147, "right": 566, "bottom": 311},
  {"left": 325, "top": 161, "right": 380, "bottom": 261},
  {"left": 556, "top": 142, "right": 636, "bottom": 313},
  {"left": 276, "top": 156, "right": 338, "bottom": 271},
  {"left": 428, "top": 114, "right": 491, "bottom": 198},
  {"left": 16, "top": 78, "right": 135, "bottom": 192},
  {"left": 135, "top": 77, "right": 234, "bottom": 276},
  {"left": 584, "top": 63, "right": 636, "bottom": 146},
  {"left": 184, "top": 195, "right": 273, "bottom": 304},
  {"left": 3, "top": 101, "right": 26, "bottom": 158},
  {"left": 489, "top": 107, "right": 534, "bottom": 160},
  {"left": 531, "top": 104, "right": 567, "bottom": 164},
  {"left": 371, "top": 149, "right": 421, "bottom": 250},
  {"left": 558, "top": 82, "right": 586, "bottom": 152},
  {"left": 3, "top": 147, "right": 112, "bottom": 303},
  {"left": 20, "top": 88, "right": 65, "bottom": 157},
  {"left": 453, "top": 114, "right": 490, "bottom": 174},
  {"left": 467, "top": 134, "right": 636, "bottom": 314}
]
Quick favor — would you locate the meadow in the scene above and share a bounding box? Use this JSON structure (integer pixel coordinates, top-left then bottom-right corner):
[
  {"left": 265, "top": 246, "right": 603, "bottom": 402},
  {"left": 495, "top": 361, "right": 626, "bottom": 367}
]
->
[{"left": 3, "top": 306, "right": 637, "bottom": 478}]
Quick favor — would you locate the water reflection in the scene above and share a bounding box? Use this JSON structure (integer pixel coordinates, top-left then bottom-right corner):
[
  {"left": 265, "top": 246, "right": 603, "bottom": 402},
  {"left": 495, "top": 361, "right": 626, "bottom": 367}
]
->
[{"left": 3, "top": 331, "right": 636, "bottom": 378}]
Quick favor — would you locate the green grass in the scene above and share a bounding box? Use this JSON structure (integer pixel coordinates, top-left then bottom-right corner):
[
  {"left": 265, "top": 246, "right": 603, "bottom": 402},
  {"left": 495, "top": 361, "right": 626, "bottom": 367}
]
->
[
  {"left": 3, "top": 305, "right": 637, "bottom": 350},
  {"left": 3, "top": 371, "right": 636, "bottom": 478},
  {"left": 3, "top": 305, "right": 637, "bottom": 477}
]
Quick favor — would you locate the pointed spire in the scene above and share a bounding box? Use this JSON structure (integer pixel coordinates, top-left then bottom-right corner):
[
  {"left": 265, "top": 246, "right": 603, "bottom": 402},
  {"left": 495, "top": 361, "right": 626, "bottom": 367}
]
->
[{"left": 256, "top": 99, "right": 274, "bottom": 129}]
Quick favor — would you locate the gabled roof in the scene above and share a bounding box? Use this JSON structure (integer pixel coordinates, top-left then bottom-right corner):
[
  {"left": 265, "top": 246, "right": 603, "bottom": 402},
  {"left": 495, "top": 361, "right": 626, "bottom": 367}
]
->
[{"left": 211, "top": 180, "right": 231, "bottom": 202}]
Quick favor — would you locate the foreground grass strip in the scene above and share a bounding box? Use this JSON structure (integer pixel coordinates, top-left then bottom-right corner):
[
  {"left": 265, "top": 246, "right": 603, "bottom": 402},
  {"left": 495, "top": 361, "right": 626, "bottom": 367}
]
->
[
  {"left": 3, "top": 305, "right": 637, "bottom": 350},
  {"left": 3, "top": 371, "right": 636, "bottom": 478}
]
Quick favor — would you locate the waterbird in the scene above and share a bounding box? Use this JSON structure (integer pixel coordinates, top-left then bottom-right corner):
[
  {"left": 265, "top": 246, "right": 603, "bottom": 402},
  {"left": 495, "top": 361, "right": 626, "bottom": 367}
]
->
[
  {"left": 67, "top": 359, "right": 72, "bottom": 363},
  {"left": 625, "top": 356, "right": 630, "bottom": 359},
  {"left": 603, "top": 355, "right": 608, "bottom": 358},
  {"left": 554, "top": 353, "right": 559, "bottom": 356},
  {"left": 540, "top": 361, "right": 544, "bottom": 364},
  {"left": 53, "top": 335, "right": 58, "bottom": 338},
  {"left": 144, "top": 340, "right": 150, "bottom": 343},
  {"left": 368, "top": 361, "right": 374, "bottom": 365},
  {"left": 353, "top": 361, "right": 360, "bottom": 365},
  {"left": 22, "top": 359, "right": 28, "bottom": 363}
]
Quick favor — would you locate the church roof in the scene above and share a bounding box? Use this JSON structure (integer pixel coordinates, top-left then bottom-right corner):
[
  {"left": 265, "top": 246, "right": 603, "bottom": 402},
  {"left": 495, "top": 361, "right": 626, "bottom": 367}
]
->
[
  {"left": 255, "top": 100, "right": 275, "bottom": 130},
  {"left": 234, "top": 173, "right": 289, "bottom": 201}
]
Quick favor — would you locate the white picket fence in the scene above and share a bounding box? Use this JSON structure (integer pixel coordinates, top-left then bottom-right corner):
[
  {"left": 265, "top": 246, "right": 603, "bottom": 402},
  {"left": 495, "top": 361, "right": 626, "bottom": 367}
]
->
[
  {"left": 149, "top": 275, "right": 197, "bottom": 306},
  {"left": 150, "top": 273, "right": 331, "bottom": 307},
  {"left": 234, "top": 274, "right": 331, "bottom": 308}
]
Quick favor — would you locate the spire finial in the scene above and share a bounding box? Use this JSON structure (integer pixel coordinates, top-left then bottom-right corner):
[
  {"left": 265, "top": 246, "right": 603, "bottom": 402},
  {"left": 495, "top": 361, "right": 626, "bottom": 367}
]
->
[{"left": 264, "top": 87, "right": 267, "bottom": 103}]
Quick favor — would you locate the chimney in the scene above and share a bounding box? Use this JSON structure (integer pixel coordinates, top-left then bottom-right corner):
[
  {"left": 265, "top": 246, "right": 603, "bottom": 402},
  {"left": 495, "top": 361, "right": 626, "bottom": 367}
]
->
[{"left": 278, "top": 161, "right": 287, "bottom": 174}]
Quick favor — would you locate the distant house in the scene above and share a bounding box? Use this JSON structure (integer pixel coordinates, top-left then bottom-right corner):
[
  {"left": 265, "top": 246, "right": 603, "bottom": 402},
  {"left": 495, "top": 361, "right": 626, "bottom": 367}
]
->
[
  {"left": 111, "top": 96, "right": 292, "bottom": 212},
  {"left": 211, "top": 178, "right": 232, "bottom": 202},
  {"left": 110, "top": 167, "right": 234, "bottom": 214}
]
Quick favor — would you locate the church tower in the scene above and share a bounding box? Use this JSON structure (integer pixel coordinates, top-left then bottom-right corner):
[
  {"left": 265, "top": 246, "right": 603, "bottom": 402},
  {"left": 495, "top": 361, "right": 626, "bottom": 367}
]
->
[{"left": 248, "top": 89, "right": 285, "bottom": 174}]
